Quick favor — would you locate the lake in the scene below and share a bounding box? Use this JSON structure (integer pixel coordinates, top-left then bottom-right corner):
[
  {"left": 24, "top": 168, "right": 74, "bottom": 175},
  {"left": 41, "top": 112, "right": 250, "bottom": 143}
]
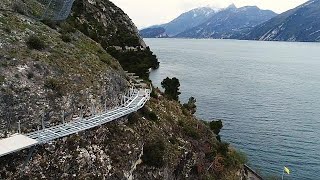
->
[{"left": 146, "top": 38, "right": 320, "bottom": 179}]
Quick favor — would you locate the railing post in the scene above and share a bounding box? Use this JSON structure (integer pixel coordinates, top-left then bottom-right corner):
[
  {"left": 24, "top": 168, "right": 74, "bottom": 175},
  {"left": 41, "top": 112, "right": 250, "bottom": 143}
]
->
[
  {"left": 105, "top": 100, "right": 107, "bottom": 112},
  {"left": 18, "top": 120, "right": 21, "bottom": 134},
  {"left": 37, "top": 126, "right": 41, "bottom": 142},
  {"left": 41, "top": 113, "right": 45, "bottom": 130},
  {"left": 80, "top": 106, "right": 83, "bottom": 120},
  {"left": 62, "top": 110, "right": 65, "bottom": 125}
]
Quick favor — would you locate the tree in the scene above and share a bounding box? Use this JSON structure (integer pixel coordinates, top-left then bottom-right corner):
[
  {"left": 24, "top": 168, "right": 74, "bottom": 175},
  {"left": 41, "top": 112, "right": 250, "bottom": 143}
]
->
[
  {"left": 183, "top": 97, "right": 197, "bottom": 114},
  {"left": 210, "top": 120, "right": 223, "bottom": 142},
  {"left": 161, "top": 77, "right": 181, "bottom": 101}
]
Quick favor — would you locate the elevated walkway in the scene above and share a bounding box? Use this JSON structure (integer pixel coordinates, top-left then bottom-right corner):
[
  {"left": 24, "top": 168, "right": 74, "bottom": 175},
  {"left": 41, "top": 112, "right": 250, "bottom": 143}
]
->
[{"left": 0, "top": 75, "right": 151, "bottom": 157}]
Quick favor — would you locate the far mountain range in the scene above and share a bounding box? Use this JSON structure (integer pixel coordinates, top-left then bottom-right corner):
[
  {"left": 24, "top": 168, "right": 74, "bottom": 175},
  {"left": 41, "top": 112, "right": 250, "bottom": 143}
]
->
[{"left": 140, "top": 0, "right": 320, "bottom": 42}]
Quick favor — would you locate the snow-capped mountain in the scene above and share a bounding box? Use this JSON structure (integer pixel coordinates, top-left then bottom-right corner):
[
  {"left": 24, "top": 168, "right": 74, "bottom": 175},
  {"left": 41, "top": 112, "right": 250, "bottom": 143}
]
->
[
  {"left": 140, "top": 7, "right": 217, "bottom": 37},
  {"left": 175, "top": 4, "right": 277, "bottom": 39},
  {"left": 242, "top": 0, "right": 320, "bottom": 42}
]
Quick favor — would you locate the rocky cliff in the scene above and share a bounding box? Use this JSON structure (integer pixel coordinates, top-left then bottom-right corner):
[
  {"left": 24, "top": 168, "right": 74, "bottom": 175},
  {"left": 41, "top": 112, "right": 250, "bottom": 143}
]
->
[{"left": 0, "top": 1, "right": 245, "bottom": 179}]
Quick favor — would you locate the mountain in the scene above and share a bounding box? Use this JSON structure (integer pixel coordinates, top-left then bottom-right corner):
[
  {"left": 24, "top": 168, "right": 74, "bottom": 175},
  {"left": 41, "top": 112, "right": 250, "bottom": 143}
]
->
[
  {"left": 139, "top": 27, "right": 168, "bottom": 38},
  {"left": 142, "top": 7, "right": 216, "bottom": 37},
  {"left": 242, "top": 0, "right": 320, "bottom": 42},
  {"left": 175, "top": 5, "right": 277, "bottom": 39}
]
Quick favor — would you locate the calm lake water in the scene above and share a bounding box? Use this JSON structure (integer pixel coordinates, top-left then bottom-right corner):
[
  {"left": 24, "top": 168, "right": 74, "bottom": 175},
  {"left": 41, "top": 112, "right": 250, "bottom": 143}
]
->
[{"left": 146, "top": 38, "right": 320, "bottom": 179}]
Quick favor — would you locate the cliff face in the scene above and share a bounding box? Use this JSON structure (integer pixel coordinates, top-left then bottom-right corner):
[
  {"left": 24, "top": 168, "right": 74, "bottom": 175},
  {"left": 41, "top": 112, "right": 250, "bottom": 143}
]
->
[
  {"left": 69, "top": 0, "right": 146, "bottom": 48},
  {"left": 0, "top": 1, "right": 244, "bottom": 179},
  {"left": 0, "top": 8, "right": 126, "bottom": 137},
  {"left": 0, "top": 92, "right": 240, "bottom": 179}
]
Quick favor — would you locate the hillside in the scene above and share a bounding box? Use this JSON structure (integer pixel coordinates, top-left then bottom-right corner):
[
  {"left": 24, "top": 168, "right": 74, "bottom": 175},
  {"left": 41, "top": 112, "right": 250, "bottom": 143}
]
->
[
  {"left": 242, "top": 0, "right": 320, "bottom": 42},
  {"left": 176, "top": 5, "right": 277, "bottom": 39},
  {"left": 0, "top": 0, "right": 245, "bottom": 179}
]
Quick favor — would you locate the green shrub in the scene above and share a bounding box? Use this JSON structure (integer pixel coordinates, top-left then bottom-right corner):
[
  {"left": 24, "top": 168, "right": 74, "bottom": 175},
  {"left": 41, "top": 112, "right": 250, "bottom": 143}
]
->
[
  {"left": 0, "top": 61, "right": 8, "bottom": 67},
  {"left": 148, "top": 111, "right": 158, "bottom": 121},
  {"left": 150, "top": 89, "right": 157, "bottom": 99},
  {"left": 59, "top": 22, "right": 76, "bottom": 34},
  {"left": 179, "top": 120, "right": 200, "bottom": 139},
  {"left": 26, "top": 35, "right": 46, "bottom": 50},
  {"left": 161, "top": 77, "right": 181, "bottom": 101},
  {"left": 224, "top": 149, "right": 248, "bottom": 168},
  {"left": 0, "top": 76, "right": 5, "bottom": 85},
  {"left": 217, "top": 142, "right": 229, "bottom": 157},
  {"left": 12, "top": 2, "right": 26, "bottom": 15},
  {"left": 168, "top": 137, "right": 178, "bottom": 145},
  {"left": 27, "top": 72, "right": 34, "bottom": 79},
  {"left": 127, "top": 113, "right": 140, "bottom": 124},
  {"left": 183, "top": 97, "right": 197, "bottom": 114},
  {"left": 142, "top": 139, "right": 165, "bottom": 167},
  {"left": 60, "top": 34, "right": 72, "bottom": 43},
  {"left": 41, "top": 19, "right": 58, "bottom": 29},
  {"left": 209, "top": 120, "right": 223, "bottom": 135},
  {"left": 140, "top": 107, "right": 158, "bottom": 121},
  {"left": 106, "top": 48, "right": 159, "bottom": 79},
  {"left": 183, "top": 125, "right": 200, "bottom": 139},
  {"left": 44, "top": 78, "right": 63, "bottom": 96}
]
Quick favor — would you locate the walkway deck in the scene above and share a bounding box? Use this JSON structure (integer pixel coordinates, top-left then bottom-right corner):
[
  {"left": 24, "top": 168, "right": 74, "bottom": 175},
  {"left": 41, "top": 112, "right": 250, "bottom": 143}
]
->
[{"left": 0, "top": 87, "right": 150, "bottom": 158}]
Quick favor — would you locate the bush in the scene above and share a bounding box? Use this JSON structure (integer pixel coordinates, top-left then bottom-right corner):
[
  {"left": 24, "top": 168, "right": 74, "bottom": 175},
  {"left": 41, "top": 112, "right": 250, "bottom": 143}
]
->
[
  {"left": 106, "top": 48, "right": 159, "bottom": 79},
  {"left": 12, "top": 2, "right": 26, "bottom": 15},
  {"left": 41, "top": 19, "right": 59, "bottom": 29},
  {"left": 0, "top": 76, "right": 5, "bottom": 85},
  {"left": 183, "top": 97, "right": 197, "bottom": 114},
  {"left": 60, "top": 34, "right": 72, "bottom": 43},
  {"left": 161, "top": 77, "right": 181, "bottom": 101},
  {"left": 26, "top": 35, "right": 46, "bottom": 50},
  {"left": 27, "top": 72, "right": 34, "bottom": 79},
  {"left": 140, "top": 107, "right": 158, "bottom": 121},
  {"left": 142, "top": 139, "right": 166, "bottom": 167},
  {"left": 179, "top": 120, "right": 200, "bottom": 139},
  {"left": 127, "top": 113, "right": 140, "bottom": 124},
  {"left": 183, "top": 125, "right": 200, "bottom": 139},
  {"left": 44, "top": 78, "right": 63, "bottom": 96},
  {"left": 59, "top": 22, "right": 76, "bottom": 34},
  {"left": 217, "top": 142, "right": 229, "bottom": 157},
  {"left": 150, "top": 89, "right": 157, "bottom": 99},
  {"left": 209, "top": 120, "right": 223, "bottom": 135},
  {"left": 224, "top": 149, "right": 248, "bottom": 168}
]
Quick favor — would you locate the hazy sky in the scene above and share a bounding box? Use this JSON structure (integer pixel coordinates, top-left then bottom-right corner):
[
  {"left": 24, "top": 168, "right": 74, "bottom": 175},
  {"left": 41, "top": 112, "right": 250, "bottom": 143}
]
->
[{"left": 110, "top": 0, "right": 308, "bottom": 28}]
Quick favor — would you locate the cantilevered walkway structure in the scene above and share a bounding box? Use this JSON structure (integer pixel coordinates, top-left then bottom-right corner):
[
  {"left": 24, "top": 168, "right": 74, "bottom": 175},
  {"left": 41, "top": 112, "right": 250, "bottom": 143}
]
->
[{"left": 0, "top": 74, "right": 151, "bottom": 158}]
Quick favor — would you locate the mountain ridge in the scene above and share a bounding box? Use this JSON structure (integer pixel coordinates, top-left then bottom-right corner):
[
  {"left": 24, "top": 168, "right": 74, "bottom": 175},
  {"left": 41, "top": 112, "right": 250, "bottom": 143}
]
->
[
  {"left": 140, "top": 7, "right": 217, "bottom": 37},
  {"left": 241, "top": 0, "right": 320, "bottom": 42},
  {"left": 175, "top": 5, "right": 277, "bottom": 39}
]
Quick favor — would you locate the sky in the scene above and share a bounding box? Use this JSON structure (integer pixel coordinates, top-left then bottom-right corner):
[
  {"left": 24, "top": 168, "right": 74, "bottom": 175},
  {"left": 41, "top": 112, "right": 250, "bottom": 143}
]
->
[{"left": 110, "top": 0, "right": 309, "bottom": 29}]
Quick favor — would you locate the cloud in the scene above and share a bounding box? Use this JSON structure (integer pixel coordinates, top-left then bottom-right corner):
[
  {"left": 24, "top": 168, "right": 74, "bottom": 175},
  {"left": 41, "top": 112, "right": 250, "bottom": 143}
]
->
[{"left": 110, "top": 0, "right": 308, "bottom": 28}]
